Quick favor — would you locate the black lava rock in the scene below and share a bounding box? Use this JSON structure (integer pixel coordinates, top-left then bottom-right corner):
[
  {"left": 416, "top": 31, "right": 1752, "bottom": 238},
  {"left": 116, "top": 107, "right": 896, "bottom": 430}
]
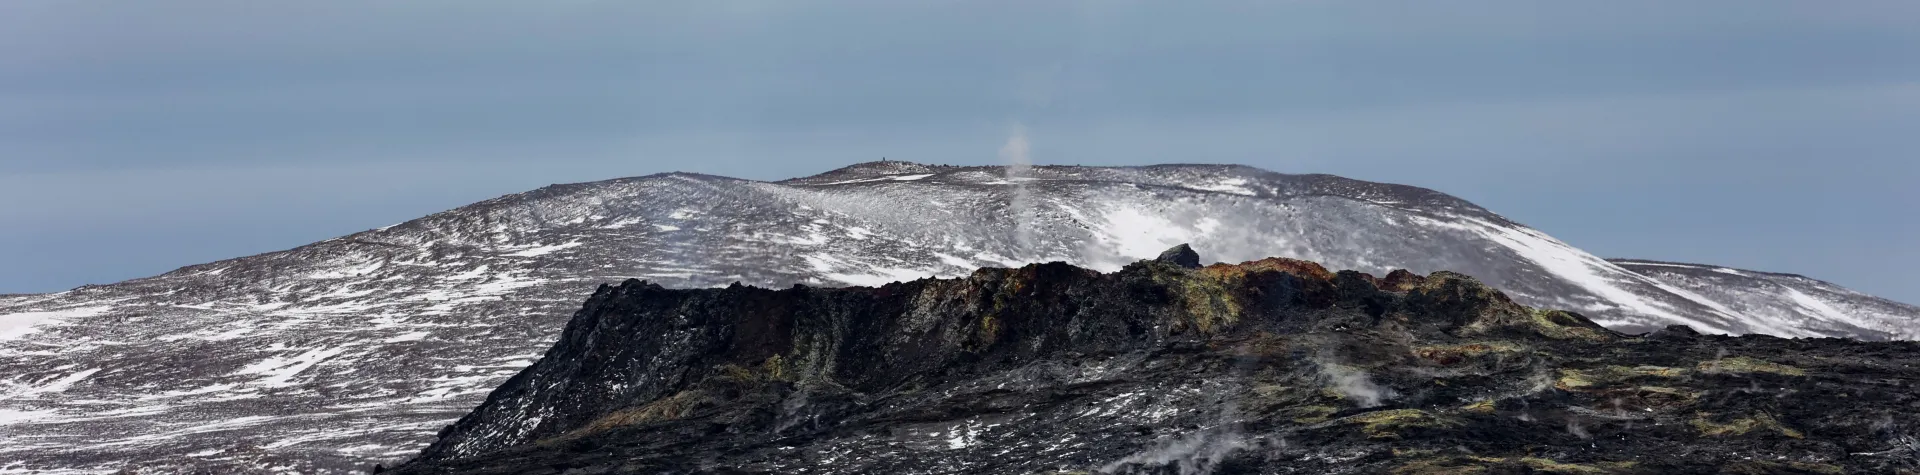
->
[
  {"left": 1156, "top": 243, "right": 1203, "bottom": 269},
  {"left": 394, "top": 257, "right": 1920, "bottom": 475}
]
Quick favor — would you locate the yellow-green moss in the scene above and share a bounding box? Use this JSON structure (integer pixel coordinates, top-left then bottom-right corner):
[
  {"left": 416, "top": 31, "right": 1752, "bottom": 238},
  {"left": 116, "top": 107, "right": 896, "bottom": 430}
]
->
[
  {"left": 1461, "top": 399, "right": 1496, "bottom": 414},
  {"left": 977, "top": 314, "right": 1002, "bottom": 346},
  {"left": 1690, "top": 412, "right": 1804, "bottom": 439},
  {"left": 1289, "top": 404, "right": 1340, "bottom": 424},
  {"left": 1440, "top": 281, "right": 1611, "bottom": 342},
  {"left": 1236, "top": 383, "right": 1315, "bottom": 417},
  {"left": 1392, "top": 456, "right": 1633, "bottom": 475},
  {"left": 1633, "top": 385, "right": 1696, "bottom": 398},
  {"left": 1617, "top": 385, "right": 1702, "bottom": 409},
  {"left": 1721, "top": 461, "right": 1843, "bottom": 474},
  {"left": 1414, "top": 341, "right": 1526, "bottom": 365},
  {"left": 1555, "top": 365, "right": 1688, "bottom": 390},
  {"left": 1506, "top": 458, "right": 1634, "bottom": 474},
  {"left": 761, "top": 354, "right": 790, "bottom": 381},
  {"left": 1231, "top": 331, "right": 1292, "bottom": 357},
  {"left": 1389, "top": 458, "right": 1489, "bottom": 475},
  {"left": 1345, "top": 409, "right": 1460, "bottom": 439},
  {"left": 717, "top": 363, "right": 760, "bottom": 383},
  {"left": 1554, "top": 369, "right": 1592, "bottom": 390},
  {"left": 560, "top": 389, "right": 707, "bottom": 440},
  {"left": 1697, "top": 356, "right": 1806, "bottom": 377},
  {"left": 971, "top": 272, "right": 1028, "bottom": 348},
  {"left": 716, "top": 356, "right": 801, "bottom": 384},
  {"left": 1248, "top": 383, "right": 1290, "bottom": 399},
  {"left": 1526, "top": 309, "right": 1612, "bottom": 341},
  {"left": 1160, "top": 273, "right": 1243, "bottom": 333}
]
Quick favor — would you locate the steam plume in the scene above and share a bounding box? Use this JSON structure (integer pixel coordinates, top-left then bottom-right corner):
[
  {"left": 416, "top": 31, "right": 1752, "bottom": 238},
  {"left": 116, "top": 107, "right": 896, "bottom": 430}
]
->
[
  {"left": 1099, "top": 429, "right": 1248, "bottom": 475},
  {"left": 1320, "top": 363, "right": 1397, "bottom": 408},
  {"left": 1001, "top": 124, "right": 1036, "bottom": 257}
]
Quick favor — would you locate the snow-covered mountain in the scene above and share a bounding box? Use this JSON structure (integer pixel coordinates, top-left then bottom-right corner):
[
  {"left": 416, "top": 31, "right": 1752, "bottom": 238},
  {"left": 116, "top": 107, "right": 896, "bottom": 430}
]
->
[
  {"left": 1610, "top": 259, "right": 1918, "bottom": 340},
  {"left": 0, "top": 162, "right": 1911, "bottom": 473}
]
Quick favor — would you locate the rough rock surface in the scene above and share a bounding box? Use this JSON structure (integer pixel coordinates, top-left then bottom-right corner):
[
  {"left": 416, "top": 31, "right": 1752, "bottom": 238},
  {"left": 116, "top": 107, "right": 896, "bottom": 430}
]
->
[{"left": 394, "top": 248, "right": 1920, "bottom": 474}]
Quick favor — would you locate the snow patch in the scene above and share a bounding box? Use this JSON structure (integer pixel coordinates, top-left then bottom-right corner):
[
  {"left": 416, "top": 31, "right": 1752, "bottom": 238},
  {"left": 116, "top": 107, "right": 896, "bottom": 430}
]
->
[
  {"left": 761, "top": 228, "right": 830, "bottom": 246},
  {"left": 1615, "top": 261, "right": 1701, "bottom": 269},
  {"left": 31, "top": 368, "right": 101, "bottom": 395},
  {"left": 1185, "top": 177, "right": 1256, "bottom": 196},
  {"left": 203, "top": 327, "right": 255, "bottom": 341},
  {"left": 802, "top": 255, "right": 938, "bottom": 287},
  {"left": 947, "top": 421, "right": 981, "bottom": 449},
  {"left": 1411, "top": 215, "right": 1733, "bottom": 333},
  {"left": 305, "top": 260, "right": 383, "bottom": 280},
  {"left": 236, "top": 346, "right": 353, "bottom": 388},
  {"left": 1090, "top": 207, "right": 1214, "bottom": 269},
  {"left": 445, "top": 265, "right": 491, "bottom": 281},
  {"left": 0, "top": 306, "right": 109, "bottom": 341},
  {"left": 598, "top": 217, "right": 645, "bottom": 229},
  {"left": 813, "top": 173, "right": 938, "bottom": 186},
  {"left": 0, "top": 408, "right": 56, "bottom": 425},
  {"left": 1786, "top": 288, "right": 1869, "bottom": 330},
  {"left": 934, "top": 253, "right": 975, "bottom": 269},
  {"left": 503, "top": 242, "right": 582, "bottom": 257}
]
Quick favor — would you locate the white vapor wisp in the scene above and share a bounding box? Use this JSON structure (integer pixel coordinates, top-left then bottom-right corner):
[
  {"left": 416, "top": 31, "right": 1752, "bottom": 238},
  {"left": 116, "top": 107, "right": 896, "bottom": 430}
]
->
[
  {"left": 1001, "top": 124, "right": 1036, "bottom": 258},
  {"left": 1319, "top": 362, "right": 1397, "bottom": 408}
]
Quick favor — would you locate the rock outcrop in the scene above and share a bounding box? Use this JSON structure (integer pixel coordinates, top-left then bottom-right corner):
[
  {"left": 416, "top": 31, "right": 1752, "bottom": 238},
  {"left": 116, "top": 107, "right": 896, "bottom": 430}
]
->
[
  {"left": 394, "top": 247, "right": 1920, "bottom": 474},
  {"left": 1156, "top": 243, "right": 1204, "bottom": 269}
]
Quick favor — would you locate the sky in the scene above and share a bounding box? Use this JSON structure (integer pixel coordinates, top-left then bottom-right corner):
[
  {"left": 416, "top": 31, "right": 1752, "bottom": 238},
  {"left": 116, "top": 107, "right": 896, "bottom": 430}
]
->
[{"left": 1, "top": 1, "right": 1915, "bottom": 303}]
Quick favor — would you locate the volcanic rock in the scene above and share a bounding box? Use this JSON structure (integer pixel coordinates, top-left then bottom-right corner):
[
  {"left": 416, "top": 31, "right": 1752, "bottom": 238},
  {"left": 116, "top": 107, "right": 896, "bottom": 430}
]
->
[
  {"left": 392, "top": 256, "right": 1920, "bottom": 474},
  {"left": 1156, "top": 244, "right": 1203, "bottom": 269}
]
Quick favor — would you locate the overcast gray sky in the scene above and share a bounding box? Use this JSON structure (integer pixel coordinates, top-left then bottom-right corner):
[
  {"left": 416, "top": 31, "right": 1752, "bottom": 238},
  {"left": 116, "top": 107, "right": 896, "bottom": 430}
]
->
[{"left": 2, "top": 1, "right": 1916, "bottom": 303}]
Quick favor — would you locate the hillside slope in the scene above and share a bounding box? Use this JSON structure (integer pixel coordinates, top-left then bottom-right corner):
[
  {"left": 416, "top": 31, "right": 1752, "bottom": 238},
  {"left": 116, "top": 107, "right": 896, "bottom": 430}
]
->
[
  {"left": 0, "top": 162, "right": 1910, "bottom": 473},
  {"left": 1612, "top": 259, "right": 1919, "bottom": 340}
]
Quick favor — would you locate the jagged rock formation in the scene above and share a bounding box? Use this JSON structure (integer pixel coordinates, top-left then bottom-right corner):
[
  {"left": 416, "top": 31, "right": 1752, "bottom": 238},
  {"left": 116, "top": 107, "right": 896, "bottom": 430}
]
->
[
  {"left": 394, "top": 247, "right": 1920, "bottom": 474},
  {"left": 1, "top": 162, "right": 1913, "bottom": 473}
]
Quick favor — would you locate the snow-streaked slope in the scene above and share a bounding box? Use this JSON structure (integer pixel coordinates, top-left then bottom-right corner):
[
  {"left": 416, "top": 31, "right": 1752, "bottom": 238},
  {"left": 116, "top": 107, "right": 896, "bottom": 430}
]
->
[
  {"left": 1612, "top": 259, "right": 1919, "bottom": 340},
  {"left": 0, "top": 161, "right": 1910, "bottom": 473}
]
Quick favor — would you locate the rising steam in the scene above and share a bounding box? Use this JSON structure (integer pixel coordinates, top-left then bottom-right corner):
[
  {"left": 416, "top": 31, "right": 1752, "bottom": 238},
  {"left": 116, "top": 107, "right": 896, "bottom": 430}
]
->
[
  {"left": 1099, "top": 429, "right": 1249, "bottom": 475},
  {"left": 1001, "top": 124, "right": 1036, "bottom": 257},
  {"left": 1319, "top": 363, "right": 1397, "bottom": 408}
]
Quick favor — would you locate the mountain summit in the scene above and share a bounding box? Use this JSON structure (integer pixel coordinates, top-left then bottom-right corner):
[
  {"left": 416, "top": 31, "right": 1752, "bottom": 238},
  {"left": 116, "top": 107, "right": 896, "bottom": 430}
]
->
[{"left": 0, "top": 162, "right": 1911, "bottom": 472}]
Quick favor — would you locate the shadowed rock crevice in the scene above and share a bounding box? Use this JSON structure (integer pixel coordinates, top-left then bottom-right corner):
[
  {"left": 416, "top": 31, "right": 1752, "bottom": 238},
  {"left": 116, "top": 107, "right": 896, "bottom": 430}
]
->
[{"left": 394, "top": 249, "right": 1920, "bottom": 474}]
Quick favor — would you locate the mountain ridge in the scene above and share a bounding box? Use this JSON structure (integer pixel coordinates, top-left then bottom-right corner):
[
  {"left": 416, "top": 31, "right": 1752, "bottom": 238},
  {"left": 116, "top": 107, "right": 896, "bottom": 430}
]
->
[
  {"left": 0, "top": 161, "right": 1911, "bottom": 473},
  {"left": 1608, "top": 258, "right": 1815, "bottom": 281}
]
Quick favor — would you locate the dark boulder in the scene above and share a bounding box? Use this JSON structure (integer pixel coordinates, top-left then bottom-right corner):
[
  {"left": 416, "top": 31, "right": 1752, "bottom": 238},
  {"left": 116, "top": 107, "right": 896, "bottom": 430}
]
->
[{"left": 1155, "top": 243, "right": 1203, "bottom": 269}]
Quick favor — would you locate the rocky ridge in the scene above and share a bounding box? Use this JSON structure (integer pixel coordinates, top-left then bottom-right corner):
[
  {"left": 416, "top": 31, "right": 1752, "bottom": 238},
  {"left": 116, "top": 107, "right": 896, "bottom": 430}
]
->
[{"left": 394, "top": 247, "right": 1920, "bottom": 474}]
